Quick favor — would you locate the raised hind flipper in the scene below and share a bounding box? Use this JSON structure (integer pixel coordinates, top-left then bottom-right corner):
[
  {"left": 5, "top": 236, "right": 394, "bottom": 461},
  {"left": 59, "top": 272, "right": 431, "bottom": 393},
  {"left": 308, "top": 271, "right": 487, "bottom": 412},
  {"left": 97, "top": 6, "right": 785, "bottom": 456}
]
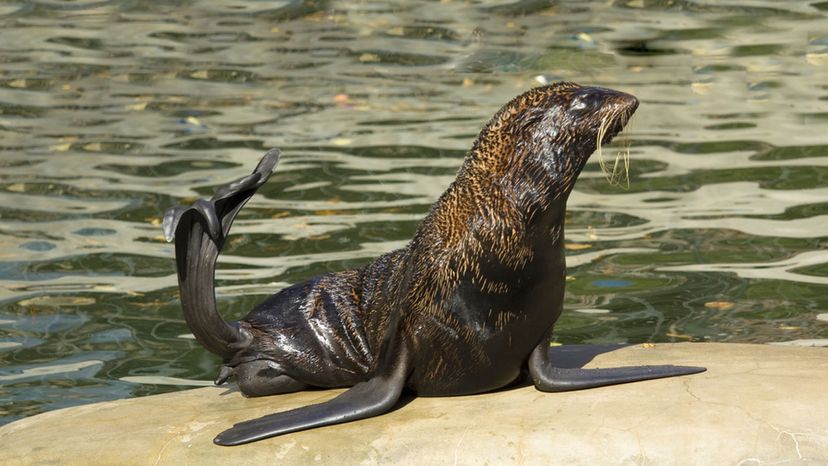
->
[
  {"left": 163, "top": 148, "right": 280, "bottom": 243},
  {"left": 163, "top": 149, "right": 280, "bottom": 358},
  {"left": 213, "top": 343, "right": 412, "bottom": 446},
  {"left": 528, "top": 335, "right": 705, "bottom": 393}
]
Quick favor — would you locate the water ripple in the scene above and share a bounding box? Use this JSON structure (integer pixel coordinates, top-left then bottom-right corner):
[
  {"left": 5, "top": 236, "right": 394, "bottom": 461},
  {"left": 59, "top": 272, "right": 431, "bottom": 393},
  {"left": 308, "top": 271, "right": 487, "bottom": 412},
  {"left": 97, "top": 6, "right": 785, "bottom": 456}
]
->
[{"left": 1, "top": 0, "right": 827, "bottom": 423}]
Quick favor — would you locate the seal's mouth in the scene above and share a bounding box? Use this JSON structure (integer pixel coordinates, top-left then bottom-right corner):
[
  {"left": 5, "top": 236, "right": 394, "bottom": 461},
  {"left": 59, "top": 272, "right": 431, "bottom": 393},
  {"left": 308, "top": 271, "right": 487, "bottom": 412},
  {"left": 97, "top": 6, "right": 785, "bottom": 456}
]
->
[{"left": 595, "top": 94, "right": 638, "bottom": 186}]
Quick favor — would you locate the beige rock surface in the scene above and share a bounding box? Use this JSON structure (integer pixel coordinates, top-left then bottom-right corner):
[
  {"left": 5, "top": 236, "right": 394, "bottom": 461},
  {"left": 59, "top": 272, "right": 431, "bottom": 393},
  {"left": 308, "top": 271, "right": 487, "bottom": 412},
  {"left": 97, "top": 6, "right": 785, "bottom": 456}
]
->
[{"left": 1, "top": 343, "right": 826, "bottom": 465}]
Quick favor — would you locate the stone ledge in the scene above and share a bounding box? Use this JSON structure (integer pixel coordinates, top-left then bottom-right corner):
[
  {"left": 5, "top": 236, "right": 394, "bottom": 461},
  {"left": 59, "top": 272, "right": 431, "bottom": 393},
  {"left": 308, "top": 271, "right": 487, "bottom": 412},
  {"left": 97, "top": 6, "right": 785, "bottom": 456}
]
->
[{"left": 1, "top": 343, "right": 826, "bottom": 465}]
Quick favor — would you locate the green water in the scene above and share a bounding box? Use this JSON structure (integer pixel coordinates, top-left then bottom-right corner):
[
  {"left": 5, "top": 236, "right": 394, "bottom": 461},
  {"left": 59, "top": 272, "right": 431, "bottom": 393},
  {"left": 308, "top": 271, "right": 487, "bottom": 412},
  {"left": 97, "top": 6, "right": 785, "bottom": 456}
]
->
[{"left": 1, "top": 0, "right": 827, "bottom": 425}]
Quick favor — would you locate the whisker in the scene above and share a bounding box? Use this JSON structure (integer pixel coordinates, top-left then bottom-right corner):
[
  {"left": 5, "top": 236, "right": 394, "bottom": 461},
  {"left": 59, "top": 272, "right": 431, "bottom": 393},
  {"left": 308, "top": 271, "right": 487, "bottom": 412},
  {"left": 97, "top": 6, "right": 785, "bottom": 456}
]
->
[
  {"left": 614, "top": 108, "right": 634, "bottom": 188},
  {"left": 596, "top": 113, "right": 609, "bottom": 177},
  {"left": 598, "top": 105, "right": 632, "bottom": 188}
]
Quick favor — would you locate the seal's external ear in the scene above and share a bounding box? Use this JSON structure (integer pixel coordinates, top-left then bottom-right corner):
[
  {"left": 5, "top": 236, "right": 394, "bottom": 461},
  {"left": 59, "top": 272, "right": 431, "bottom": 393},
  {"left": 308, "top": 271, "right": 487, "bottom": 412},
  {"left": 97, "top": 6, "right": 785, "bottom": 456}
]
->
[{"left": 213, "top": 342, "right": 412, "bottom": 446}]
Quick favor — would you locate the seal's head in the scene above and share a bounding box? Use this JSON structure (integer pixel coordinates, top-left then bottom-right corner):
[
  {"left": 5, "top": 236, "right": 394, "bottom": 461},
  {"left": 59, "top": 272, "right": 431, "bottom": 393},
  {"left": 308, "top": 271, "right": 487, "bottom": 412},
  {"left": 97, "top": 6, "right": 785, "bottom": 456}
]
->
[{"left": 468, "top": 82, "right": 638, "bottom": 196}]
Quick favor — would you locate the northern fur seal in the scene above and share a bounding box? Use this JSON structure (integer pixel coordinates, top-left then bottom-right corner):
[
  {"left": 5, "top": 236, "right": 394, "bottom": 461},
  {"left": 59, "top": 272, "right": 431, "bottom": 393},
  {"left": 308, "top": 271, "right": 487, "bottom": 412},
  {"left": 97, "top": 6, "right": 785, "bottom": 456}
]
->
[{"left": 163, "top": 82, "right": 705, "bottom": 446}]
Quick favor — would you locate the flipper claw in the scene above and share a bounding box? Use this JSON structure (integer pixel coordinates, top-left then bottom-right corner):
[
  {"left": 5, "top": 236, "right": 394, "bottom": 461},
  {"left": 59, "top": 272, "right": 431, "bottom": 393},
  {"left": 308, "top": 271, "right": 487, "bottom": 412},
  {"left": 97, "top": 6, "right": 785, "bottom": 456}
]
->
[{"left": 215, "top": 365, "right": 234, "bottom": 386}]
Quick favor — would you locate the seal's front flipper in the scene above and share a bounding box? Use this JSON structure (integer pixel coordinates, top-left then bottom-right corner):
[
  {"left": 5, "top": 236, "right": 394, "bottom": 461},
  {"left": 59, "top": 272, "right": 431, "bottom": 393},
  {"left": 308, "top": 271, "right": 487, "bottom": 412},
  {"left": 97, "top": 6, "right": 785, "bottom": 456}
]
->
[
  {"left": 214, "top": 345, "right": 412, "bottom": 446},
  {"left": 528, "top": 342, "right": 705, "bottom": 393}
]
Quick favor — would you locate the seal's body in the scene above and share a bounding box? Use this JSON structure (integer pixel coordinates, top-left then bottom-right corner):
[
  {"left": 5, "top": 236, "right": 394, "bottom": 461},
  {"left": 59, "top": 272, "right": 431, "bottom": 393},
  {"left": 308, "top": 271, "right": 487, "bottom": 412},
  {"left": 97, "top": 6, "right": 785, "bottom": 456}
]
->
[{"left": 164, "top": 83, "right": 705, "bottom": 446}]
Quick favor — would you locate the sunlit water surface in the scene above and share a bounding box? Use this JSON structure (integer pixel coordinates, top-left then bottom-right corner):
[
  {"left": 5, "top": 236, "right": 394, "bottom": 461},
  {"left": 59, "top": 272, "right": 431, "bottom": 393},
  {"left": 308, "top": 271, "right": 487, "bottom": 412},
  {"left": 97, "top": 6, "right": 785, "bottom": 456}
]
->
[{"left": 1, "top": 0, "right": 828, "bottom": 424}]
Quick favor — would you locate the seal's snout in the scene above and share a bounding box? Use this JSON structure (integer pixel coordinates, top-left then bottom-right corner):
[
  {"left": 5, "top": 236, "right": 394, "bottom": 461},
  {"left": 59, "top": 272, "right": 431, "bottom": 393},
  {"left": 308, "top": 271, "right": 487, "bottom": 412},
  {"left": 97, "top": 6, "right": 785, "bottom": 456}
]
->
[
  {"left": 618, "top": 94, "right": 639, "bottom": 122},
  {"left": 575, "top": 87, "right": 638, "bottom": 149},
  {"left": 568, "top": 86, "right": 638, "bottom": 120},
  {"left": 592, "top": 87, "right": 638, "bottom": 115},
  {"left": 616, "top": 92, "right": 638, "bottom": 128},
  {"left": 622, "top": 93, "right": 639, "bottom": 113}
]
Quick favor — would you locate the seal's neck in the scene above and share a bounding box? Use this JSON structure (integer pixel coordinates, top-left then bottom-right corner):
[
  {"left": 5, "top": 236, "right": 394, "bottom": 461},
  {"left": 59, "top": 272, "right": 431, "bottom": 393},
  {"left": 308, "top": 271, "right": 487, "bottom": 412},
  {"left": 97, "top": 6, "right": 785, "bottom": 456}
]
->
[{"left": 461, "top": 130, "right": 591, "bottom": 208}]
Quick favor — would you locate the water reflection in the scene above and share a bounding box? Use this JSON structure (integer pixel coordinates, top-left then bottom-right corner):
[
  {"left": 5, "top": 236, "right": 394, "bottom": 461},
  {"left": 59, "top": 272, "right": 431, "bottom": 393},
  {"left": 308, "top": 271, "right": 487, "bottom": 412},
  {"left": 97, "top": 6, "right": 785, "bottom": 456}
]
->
[{"left": 1, "top": 0, "right": 827, "bottom": 424}]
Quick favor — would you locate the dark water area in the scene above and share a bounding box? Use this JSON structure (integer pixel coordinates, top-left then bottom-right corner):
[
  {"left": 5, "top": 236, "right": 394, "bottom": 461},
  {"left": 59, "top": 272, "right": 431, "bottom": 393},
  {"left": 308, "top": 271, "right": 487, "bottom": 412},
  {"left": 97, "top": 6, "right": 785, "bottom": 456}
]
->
[{"left": 1, "top": 0, "right": 827, "bottom": 424}]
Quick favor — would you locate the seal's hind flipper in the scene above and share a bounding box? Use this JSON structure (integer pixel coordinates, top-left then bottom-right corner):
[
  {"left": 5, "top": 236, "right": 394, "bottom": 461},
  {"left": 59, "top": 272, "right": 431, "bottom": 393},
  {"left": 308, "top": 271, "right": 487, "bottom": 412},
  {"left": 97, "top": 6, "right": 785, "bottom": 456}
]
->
[
  {"left": 164, "top": 148, "right": 280, "bottom": 244},
  {"left": 528, "top": 342, "right": 705, "bottom": 392},
  {"left": 213, "top": 345, "right": 411, "bottom": 446},
  {"left": 163, "top": 149, "right": 280, "bottom": 358}
]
